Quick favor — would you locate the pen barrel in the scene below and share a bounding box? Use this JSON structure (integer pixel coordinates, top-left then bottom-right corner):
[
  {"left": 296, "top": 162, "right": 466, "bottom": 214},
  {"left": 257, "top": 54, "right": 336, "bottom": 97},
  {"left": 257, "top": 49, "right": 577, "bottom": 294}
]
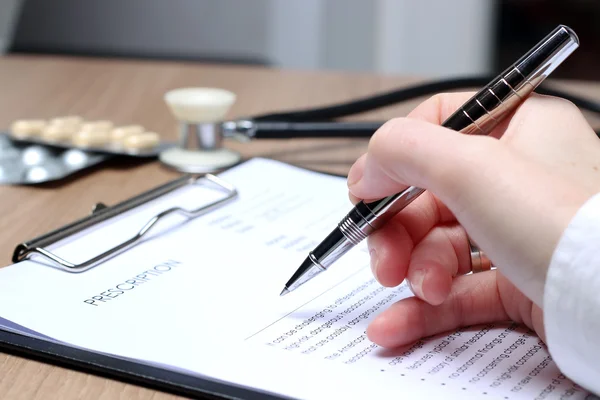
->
[
  {"left": 332, "top": 186, "right": 425, "bottom": 252},
  {"left": 309, "top": 202, "right": 386, "bottom": 270},
  {"left": 443, "top": 25, "right": 579, "bottom": 136}
]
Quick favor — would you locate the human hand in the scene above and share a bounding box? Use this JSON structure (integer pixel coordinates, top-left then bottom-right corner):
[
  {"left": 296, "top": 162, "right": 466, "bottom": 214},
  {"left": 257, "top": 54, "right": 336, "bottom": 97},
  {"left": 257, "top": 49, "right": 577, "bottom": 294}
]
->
[{"left": 347, "top": 92, "right": 600, "bottom": 348}]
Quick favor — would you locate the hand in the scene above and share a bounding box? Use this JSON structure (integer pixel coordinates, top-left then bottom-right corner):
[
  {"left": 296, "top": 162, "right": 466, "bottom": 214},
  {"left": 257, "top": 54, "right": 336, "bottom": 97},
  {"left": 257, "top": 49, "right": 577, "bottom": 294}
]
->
[{"left": 347, "top": 92, "right": 600, "bottom": 348}]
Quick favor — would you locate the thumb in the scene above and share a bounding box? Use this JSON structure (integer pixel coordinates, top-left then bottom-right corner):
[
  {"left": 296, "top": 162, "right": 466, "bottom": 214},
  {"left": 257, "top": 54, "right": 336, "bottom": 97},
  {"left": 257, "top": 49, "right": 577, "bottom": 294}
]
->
[{"left": 347, "top": 116, "right": 496, "bottom": 209}]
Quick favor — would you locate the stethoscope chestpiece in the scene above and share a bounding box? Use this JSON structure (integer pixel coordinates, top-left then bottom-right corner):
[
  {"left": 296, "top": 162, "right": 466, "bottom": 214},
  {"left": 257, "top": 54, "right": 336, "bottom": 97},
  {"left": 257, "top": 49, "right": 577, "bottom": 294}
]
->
[{"left": 159, "top": 87, "right": 242, "bottom": 174}]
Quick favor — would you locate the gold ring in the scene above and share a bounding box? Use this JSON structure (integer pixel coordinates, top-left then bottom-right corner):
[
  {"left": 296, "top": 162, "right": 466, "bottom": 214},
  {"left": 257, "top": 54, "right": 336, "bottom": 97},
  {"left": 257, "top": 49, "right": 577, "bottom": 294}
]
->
[{"left": 469, "top": 240, "right": 492, "bottom": 273}]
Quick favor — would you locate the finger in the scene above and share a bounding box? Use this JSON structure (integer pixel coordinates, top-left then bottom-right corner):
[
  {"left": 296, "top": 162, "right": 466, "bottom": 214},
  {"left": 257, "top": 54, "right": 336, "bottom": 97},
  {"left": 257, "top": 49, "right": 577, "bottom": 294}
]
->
[
  {"left": 348, "top": 153, "right": 392, "bottom": 204},
  {"left": 367, "top": 271, "right": 510, "bottom": 348},
  {"left": 408, "top": 91, "right": 513, "bottom": 140},
  {"left": 347, "top": 153, "right": 366, "bottom": 204},
  {"left": 495, "top": 273, "right": 546, "bottom": 343},
  {"left": 347, "top": 89, "right": 516, "bottom": 204},
  {"left": 367, "top": 192, "right": 456, "bottom": 287},
  {"left": 531, "top": 305, "right": 545, "bottom": 343},
  {"left": 348, "top": 114, "right": 496, "bottom": 203},
  {"left": 407, "top": 92, "right": 476, "bottom": 124},
  {"left": 406, "top": 223, "right": 471, "bottom": 306},
  {"left": 348, "top": 92, "right": 482, "bottom": 201}
]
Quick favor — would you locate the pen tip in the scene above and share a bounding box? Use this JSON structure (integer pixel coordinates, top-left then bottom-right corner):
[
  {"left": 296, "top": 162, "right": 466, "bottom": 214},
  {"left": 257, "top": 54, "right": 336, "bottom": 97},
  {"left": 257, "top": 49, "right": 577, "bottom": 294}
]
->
[{"left": 279, "top": 287, "right": 290, "bottom": 297}]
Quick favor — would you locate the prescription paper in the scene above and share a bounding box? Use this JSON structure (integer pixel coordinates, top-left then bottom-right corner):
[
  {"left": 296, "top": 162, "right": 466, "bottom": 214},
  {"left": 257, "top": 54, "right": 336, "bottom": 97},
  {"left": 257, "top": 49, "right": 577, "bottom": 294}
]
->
[{"left": 0, "top": 158, "right": 590, "bottom": 400}]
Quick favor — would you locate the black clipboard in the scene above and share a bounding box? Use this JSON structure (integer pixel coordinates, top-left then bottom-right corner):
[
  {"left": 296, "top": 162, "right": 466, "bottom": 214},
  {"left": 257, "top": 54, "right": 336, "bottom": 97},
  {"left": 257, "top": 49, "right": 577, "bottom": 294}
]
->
[{"left": 1, "top": 165, "right": 294, "bottom": 400}]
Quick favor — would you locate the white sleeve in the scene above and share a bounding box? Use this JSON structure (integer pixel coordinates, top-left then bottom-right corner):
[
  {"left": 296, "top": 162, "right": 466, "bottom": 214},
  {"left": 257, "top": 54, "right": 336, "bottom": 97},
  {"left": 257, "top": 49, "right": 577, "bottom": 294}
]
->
[{"left": 544, "top": 192, "right": 600, "bottom": 395}]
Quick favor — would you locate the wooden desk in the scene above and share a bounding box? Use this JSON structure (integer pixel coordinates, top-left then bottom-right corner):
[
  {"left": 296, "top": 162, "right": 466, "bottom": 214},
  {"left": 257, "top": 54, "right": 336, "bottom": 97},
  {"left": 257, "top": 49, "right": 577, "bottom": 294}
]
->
[{"left": 0, "top": 55, "right": 598, "bottom": 399}]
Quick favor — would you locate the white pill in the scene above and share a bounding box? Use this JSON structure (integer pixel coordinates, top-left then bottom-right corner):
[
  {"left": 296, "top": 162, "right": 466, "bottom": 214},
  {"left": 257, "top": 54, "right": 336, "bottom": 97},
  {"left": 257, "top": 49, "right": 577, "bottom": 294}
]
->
[
  {"left": 72, "top": 129, "right": 111, "bottom": 147},
  {"left": 123, "top": 132, "right": 160, "bottom": 149},
  {"left": 21, "top": 145, "right": 51, "bottom": 166},
  {"left": 10, "top": 119, "right": 47, "bottom": 138},
  {"left": 41, "top": 123, "right": 78, "bottom": 141},
  {"left": 110, "top": 125, "right": 144, "bottom": 143}
]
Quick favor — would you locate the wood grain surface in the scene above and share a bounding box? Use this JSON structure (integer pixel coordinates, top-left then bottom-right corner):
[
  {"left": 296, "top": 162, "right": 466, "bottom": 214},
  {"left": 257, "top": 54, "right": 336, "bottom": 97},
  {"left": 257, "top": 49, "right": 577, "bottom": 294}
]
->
[{"left": 0, "top": 54, "right": 598, "bottom": 399}]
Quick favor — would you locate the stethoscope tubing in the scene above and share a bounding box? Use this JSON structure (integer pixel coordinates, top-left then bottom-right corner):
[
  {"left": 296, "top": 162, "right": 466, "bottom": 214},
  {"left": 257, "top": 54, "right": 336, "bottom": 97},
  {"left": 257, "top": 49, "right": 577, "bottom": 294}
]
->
[{"left": 245, "top": 76, "right": 600, "bottom": 138}]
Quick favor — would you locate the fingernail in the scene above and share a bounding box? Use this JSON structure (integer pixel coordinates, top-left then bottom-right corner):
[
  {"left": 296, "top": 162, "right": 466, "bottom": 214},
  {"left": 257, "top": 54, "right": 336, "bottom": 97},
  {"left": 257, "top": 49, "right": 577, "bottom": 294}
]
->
[
  {"left": 409, "top": 269, "right": 426, "bottom": 299},
  {"left": 369, "top": 247, "right": 378, "bottom": 277},
  {"left": 347, "top": 164, "right": 363, "bottom": 187}
]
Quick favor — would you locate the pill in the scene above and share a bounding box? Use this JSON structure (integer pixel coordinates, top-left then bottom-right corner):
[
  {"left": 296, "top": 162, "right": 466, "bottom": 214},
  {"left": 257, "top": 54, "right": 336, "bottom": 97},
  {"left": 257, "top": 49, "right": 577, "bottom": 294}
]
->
[
  {"left": 21, "top": 145, "right": 52, "bottom": 166},
  {"left": 110, "top": 125, "right": 144, "bottom": 143},
  {"left": 41, "top": 123, "right": 78, "bottom": 141},
  {"left": 80, "top": 120, "right": 114, "bottom": 131},
  {"left": 26, "top": 160, "right": 64, "bottom": 182},
  {"left": 62, "top": 149, "right": 90, "bottom": 167},
  {"left": 72, "top": 129, "right": 111, "bottom": 147},
  {"left": 123, "top": 132, "right": 160, "bottom": 149},
  {"left": 50, "top": 116, "right": 83, "bottom": 126},
  {"left": 10, "top": 119, "right": 47, "bottom": 138}
]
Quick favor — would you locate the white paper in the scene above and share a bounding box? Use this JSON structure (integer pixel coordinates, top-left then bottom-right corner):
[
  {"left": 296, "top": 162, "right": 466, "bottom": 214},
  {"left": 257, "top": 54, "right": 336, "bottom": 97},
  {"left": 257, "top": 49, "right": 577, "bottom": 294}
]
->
[{"left": 0, "top": 158, "right": 590, "bottom": 399}]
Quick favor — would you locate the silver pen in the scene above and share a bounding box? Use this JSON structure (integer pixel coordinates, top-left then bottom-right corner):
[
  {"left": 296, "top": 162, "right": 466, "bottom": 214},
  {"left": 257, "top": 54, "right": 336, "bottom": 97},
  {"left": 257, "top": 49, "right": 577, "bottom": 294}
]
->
[{"left": 280, "top": 24, "right": 579, "bottom": 296}]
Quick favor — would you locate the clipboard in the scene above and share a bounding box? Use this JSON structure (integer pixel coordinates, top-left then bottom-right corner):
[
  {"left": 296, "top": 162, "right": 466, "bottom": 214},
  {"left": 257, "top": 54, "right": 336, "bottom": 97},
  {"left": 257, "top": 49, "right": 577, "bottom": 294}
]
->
[{"left": 1, "top": 166, "right": 290, "bottom": 400}]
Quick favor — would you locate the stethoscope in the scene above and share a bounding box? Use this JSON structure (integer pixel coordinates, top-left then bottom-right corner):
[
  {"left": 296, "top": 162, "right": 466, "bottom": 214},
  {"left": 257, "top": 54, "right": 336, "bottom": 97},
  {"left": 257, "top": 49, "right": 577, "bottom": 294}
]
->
[{"left": 157, "top": 76, "right": 600, "bottom": 173}]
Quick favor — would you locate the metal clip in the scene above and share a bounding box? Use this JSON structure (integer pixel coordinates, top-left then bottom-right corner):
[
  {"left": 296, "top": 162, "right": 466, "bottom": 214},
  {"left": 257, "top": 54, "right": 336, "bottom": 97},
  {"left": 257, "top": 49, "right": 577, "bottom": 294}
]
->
[{"left": 12, "top": 174, "right": 238, "bottom": 272}]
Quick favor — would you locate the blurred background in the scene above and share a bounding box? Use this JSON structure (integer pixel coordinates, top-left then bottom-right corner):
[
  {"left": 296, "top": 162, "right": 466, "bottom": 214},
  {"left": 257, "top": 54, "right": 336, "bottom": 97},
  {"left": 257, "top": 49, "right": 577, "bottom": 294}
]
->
[{"left": 0, "top": 0, "right": 598, "bottom": 80}]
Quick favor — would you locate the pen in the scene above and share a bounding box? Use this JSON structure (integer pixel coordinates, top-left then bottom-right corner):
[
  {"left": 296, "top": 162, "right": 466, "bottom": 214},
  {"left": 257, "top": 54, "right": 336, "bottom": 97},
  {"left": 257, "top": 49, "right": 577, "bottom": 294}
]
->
[{"left": 280, "top": 24, "right": 580, "bottom": 296}]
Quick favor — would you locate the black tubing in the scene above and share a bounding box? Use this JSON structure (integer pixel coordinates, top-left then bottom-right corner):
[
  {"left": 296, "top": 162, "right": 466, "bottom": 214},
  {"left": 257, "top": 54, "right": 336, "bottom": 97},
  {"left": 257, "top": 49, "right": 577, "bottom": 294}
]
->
[
  {"left": 252, "top": 121, "right": 383, "bottom": 139},
  {"left": 250, "top": 76, "right": 600, "bottom": 122}
]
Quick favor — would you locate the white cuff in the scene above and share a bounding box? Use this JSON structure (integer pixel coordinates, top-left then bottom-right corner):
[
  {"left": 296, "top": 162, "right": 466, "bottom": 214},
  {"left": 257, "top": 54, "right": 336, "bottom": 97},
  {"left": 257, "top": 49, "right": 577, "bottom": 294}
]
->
[{"left": 544, "top": 192, "right": 600, "bottom": 395}]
